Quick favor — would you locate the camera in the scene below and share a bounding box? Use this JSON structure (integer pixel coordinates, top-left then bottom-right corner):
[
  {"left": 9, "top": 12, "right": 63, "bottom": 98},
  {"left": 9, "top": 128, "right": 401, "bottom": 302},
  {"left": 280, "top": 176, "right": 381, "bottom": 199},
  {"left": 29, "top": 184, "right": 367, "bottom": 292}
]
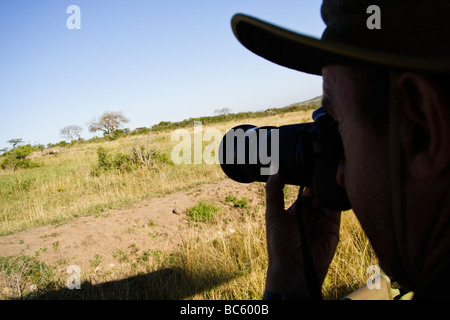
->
[{"left": 218, "top": 107, "right": 351, "bottom": 211}]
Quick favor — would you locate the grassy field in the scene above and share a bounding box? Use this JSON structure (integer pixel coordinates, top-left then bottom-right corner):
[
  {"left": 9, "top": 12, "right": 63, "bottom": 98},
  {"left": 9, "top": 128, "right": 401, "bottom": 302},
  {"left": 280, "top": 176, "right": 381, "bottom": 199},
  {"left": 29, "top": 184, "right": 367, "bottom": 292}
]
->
[
  {"left": 0, "top": 110, "right": 316, "bottom": 236},
  {"left": 0, "top": 107, "right": 379, "bottom": 300}
]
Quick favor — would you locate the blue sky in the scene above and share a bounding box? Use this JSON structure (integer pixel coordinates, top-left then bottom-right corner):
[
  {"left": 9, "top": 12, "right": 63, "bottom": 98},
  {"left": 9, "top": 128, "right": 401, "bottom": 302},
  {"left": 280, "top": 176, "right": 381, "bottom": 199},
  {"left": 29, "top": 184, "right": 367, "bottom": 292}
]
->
[{"left": 0, "top": 1, "right": 325, "bottom": 150}]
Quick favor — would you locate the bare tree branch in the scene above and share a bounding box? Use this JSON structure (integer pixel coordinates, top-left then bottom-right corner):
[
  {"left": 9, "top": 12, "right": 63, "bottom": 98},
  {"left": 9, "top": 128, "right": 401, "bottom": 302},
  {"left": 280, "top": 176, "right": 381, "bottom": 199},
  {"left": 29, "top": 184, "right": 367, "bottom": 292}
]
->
[
  {"left": 214, "top": 108, "right": 232, "bottom": 116},
  {"left": 88, "top": 111, "right": 129, "bottom": 137},
  {"left": 60, "top": 125, "right": 83, "bottom": 142}
]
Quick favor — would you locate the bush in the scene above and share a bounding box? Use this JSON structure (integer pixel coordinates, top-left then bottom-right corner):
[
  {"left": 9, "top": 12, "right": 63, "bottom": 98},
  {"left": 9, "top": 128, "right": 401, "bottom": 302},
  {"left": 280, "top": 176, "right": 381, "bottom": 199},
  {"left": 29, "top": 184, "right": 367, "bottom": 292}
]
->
[
  {"left": 111, "top": 128, "right": 131, "bottom": 140},
  {"left": 91, "top": 146, "right": 172, "bottom": 176},
  {"left": 131, "top": 127, "right": 152, "bottom": 135},
  {"left": 0, "top": 255, "right": 56, "bottom": 299},
  {"left": 225, "top": 195, "right": 248, "bottom": 208},
  {"left": 46, "top": 141, "right": 68, "bottom": 148},
  {"left": 0, "top": 145, "right": 40, "bottom": 170},
  {"left": 150, "top": 150, "right": 173, "bottom": 165},
  {"left": 187, "top": 201, "right": 221, "bottom": 223},
  {"left": 234, "top": 197, "right": 248, "bottom": 208},
  {"left": 90, "top": 147, "right": 135, "bottom": 175},
  {"left": 130, "top": 146, "right": 173, "bottom": 167}
]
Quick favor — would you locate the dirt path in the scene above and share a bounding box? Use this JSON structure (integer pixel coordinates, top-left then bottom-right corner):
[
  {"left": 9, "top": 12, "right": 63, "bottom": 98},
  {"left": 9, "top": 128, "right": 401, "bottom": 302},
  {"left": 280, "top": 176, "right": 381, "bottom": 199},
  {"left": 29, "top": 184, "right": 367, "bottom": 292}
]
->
[{"left": 0, "top": 179, "right": 265, "bottom": 273}]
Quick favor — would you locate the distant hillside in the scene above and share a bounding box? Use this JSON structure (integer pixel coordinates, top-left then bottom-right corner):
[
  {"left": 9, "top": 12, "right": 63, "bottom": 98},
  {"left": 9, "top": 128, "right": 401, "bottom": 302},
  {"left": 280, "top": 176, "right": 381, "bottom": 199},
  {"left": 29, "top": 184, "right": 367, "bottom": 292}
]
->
[
  {"left": 288, "top": 95, "right": 322, "bottom": 108},
  {"left": 151, "top": 96, "right": 323, "bottom": 131}
]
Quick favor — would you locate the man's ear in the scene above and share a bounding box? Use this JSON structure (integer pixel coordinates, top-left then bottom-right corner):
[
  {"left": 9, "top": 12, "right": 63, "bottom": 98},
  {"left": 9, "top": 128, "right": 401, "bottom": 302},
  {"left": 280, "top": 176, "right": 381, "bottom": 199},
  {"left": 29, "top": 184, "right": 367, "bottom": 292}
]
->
[{"left": 397, "top": 73, "right": 450, "bottom": 180}]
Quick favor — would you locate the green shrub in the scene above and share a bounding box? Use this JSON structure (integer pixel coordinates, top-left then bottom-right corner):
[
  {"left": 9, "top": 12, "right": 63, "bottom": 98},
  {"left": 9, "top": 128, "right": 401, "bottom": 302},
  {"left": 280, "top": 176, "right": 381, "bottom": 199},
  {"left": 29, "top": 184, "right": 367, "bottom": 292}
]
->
[
  {"left": 111, "top": 128, "right": 131, "bottom": 140},
  {"left": 151, "top": 150, "right": 173, "bottom": 165},
  {"left": 130, "top": 146, "right": 173, "bottom": 167},
  {"left": 91, "top": 147, "right": 135, "bottom": 175},
  {"left": 187, "top": 201, "right": 221, "bottom": 223},
  {"left": 234, "top": 197, "right": 248, "bottom": 208},
  {"left": 46, "top": 141, "right": 69, "bottom": 148},
  {"left": 225, "top": 195, "right": 248, "bottom": 208},
  {"left": 96, "top": 147, "right": 110, "bottom": 169},
  {"left": 225, "top": 195, "right": 237, "bottom": 203},
  {"left": 131, "top": 127, "right": 151, "bottom": 135},
  {"left": 91, "top": 146, "right": 172, "bottom": 176},
  {"left": 0, "top": 255, "right": 56, "bottom": 299},
  {"left": 0, "top": 145, "right": 40, "bottom": 170}
]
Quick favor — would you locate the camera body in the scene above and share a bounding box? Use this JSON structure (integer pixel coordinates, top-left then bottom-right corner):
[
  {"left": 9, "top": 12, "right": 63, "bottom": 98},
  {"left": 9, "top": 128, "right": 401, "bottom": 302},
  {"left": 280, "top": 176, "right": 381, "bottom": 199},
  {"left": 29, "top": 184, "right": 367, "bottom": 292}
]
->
[{"left": 219, "top": 107, "right": 351, "bottom": 211}]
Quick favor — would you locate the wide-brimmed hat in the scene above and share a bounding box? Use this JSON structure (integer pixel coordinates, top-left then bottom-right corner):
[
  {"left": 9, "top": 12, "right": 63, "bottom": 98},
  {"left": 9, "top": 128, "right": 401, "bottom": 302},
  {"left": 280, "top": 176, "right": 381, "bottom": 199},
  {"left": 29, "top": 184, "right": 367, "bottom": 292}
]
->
[{"left": 232, "top": 0, "right": 450, "bottom": 75}]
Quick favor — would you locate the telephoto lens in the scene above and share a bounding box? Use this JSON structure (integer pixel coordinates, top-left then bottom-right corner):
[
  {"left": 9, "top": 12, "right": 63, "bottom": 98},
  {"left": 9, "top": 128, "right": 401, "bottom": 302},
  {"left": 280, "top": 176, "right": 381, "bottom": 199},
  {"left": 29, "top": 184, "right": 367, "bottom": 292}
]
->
[{"left": 218, "top": 107, "right": 351, "bottom": 211}]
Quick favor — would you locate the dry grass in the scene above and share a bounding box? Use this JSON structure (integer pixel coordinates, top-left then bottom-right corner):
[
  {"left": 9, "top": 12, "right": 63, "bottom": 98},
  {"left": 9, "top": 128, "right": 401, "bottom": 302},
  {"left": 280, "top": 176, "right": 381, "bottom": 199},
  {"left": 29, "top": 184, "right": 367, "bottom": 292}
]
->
[
  {"left": 0, "top": 111, "right": 314, "bottom": 236},
  {"left": 0, "top": 200, "right": 373, "bottom": 300},
  {"left": 323, "top": 211, "right": 378, "bottom": 298},
  {"left": 0, "top": 109, "right": 377, "bottom": 300}
]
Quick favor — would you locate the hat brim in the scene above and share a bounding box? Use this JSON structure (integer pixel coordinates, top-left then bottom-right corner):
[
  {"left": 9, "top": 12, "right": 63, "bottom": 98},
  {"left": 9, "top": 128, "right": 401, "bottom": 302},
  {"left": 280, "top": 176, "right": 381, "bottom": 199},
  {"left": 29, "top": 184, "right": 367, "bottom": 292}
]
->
[{"left": 232, "top": 13, "right": 448, "bottom": 75}]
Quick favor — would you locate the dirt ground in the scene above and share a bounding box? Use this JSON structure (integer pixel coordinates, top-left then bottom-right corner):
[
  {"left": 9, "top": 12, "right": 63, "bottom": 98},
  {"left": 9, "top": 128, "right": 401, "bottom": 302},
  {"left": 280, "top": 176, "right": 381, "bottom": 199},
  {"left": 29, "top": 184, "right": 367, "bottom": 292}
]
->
[{"left": 0, "top": 179, "right": 266, "bottom": 274}]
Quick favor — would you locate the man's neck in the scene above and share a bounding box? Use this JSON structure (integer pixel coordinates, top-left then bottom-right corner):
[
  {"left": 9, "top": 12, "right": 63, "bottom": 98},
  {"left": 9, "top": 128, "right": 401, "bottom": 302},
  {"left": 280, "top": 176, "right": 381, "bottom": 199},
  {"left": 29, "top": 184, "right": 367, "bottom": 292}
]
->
[{"left": 403, "top": 178, "right": 450, "bottom": 286}]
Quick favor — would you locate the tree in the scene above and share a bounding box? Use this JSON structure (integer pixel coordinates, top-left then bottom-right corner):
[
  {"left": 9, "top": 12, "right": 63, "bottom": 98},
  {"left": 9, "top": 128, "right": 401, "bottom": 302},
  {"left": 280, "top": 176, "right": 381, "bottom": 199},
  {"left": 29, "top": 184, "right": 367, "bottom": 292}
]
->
[
  {"left": 7, "top": 138, "right": 23, "bottom": 149},
  {"left": 88, "top": 111, "right": 129, "bottom": 138},
  {"left": 214, "top": 108, "right": 232, "bottom": 116},
  {"left": 60, "top": 125, "right": 83, "bottom": 142}
]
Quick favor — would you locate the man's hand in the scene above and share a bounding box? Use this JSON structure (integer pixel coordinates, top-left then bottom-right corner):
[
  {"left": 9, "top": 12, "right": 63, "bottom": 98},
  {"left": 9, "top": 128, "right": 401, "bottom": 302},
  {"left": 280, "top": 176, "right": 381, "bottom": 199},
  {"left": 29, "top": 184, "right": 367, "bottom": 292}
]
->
[{"left": 264, "top": 172, "right": 342, "bottom": 298}]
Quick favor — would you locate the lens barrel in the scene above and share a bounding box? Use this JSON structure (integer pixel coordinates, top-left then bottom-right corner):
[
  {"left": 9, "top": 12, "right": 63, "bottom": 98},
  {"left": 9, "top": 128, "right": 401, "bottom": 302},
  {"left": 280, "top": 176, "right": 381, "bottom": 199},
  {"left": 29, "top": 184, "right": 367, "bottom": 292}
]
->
[
  {"left": 218, "top": 115, "right": 351, "bottom": 210},
  {"left": 219, "top": 123, "right": 311, "bottom": 184}
]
